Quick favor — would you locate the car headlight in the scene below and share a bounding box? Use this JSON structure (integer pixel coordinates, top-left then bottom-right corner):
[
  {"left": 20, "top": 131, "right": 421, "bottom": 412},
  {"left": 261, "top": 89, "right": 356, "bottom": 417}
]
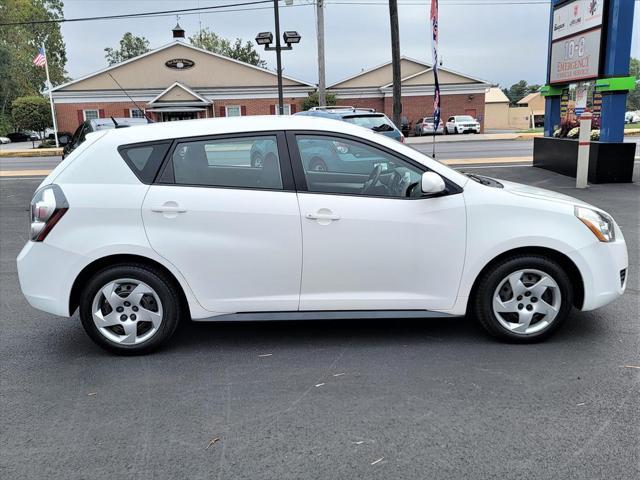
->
[{"left": 574, "top": 206, "right": 615, "bottom": 242}]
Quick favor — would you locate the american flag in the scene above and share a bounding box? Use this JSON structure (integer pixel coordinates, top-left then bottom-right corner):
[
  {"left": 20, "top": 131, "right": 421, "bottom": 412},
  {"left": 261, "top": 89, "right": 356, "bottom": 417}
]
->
[
  {"left": 33, "top": 47, "right": 46, "bottom": 67},
  {"left": 430, "top": 0, "right": 440, "bottom": 130}
]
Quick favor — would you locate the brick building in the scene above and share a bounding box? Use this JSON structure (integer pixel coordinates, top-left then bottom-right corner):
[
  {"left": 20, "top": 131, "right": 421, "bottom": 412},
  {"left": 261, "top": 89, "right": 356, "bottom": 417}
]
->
[
  {"left": 51, "top": 39, "right": 315, "bottom": 132},
  {"left": 328, "top": 57, "right": 490, "bottom": 131},
  {"left": 52, "top": 35, "right": 490, "bottom": 134}
]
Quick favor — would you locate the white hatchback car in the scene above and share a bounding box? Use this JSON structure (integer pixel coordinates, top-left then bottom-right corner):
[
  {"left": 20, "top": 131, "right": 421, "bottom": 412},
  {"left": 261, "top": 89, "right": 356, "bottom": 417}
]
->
[{"left": 17, "top": 116, "right": 627, "bottom": 354}]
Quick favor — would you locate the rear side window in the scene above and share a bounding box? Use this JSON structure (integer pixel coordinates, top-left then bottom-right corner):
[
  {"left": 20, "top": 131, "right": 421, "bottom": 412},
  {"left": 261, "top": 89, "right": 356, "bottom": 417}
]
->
[
  {"left": 169, "top": 135, "right": 283, "bottom": 190},
  {"left": 119, "top": 142, "right": 171, "bottom": 184}
]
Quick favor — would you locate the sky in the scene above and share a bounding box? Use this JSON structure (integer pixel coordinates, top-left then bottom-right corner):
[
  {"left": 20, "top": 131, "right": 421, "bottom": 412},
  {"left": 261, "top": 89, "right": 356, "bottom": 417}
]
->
[{"left": 60, "top": 0, "right": 640, "bottom": 89}]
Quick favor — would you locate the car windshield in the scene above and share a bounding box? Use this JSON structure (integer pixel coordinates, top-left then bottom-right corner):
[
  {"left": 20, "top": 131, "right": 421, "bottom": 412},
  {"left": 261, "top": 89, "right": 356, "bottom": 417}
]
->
[
  {"left": 343, "top": 115, "right": 395, "bottom": 132},
  {"left": 457, "top": 116, "right": 475, "bottom": 122}
]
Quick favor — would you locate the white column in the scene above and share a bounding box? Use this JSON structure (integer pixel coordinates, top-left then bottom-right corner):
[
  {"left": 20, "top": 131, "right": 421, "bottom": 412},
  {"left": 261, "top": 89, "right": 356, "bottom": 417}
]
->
[{"left": 575, "top": 111, "right": 592, "bottom": 189}]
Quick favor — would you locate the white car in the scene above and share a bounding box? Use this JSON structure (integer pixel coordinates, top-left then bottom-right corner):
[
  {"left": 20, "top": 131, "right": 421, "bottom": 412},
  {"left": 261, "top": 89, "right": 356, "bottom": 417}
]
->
[
  {"left": 445, "top": 115, "right": 481, "bottom": 134},
  {"left": 17, "top": 116, "right": 627, "bottom": 354},
  {"left": 0, "top": 136, "right": 11, "bottom": 144},
  {"left": 625, "top": 111, "right": 640, "bottom": 124}
]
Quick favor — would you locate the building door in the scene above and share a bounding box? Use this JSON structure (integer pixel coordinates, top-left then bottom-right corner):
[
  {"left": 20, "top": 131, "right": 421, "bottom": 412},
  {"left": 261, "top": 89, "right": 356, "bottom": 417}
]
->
[
  {"left": 162, "top": 112, "right": 198, "bottom": 122},
  {"left": 464, "top": 108, "right": 477, "bottom": 118}
]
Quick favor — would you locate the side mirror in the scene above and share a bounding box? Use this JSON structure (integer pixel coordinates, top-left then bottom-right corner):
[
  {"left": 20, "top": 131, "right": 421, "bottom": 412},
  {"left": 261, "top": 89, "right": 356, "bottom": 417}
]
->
[
  {"left": 58, "top": 135, "right": 70, "bottom": 146},
  {"left": 421, "top": 171, "right": 446, "bottom": 195}
]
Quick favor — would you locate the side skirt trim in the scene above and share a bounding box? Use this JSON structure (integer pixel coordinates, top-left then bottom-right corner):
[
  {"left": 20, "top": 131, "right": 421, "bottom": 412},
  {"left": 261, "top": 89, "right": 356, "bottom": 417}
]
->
[{"left": 193, "top": 310, "right": 460, "bottom": 322}]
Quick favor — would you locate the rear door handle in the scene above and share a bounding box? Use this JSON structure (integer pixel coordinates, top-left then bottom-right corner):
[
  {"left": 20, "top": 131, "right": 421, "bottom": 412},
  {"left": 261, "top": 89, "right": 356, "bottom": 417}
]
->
[
  {"left": 306, "top": 213, "right": 340, "bottom": 220},
  {"left": 151, "top": 202, "right": 187, "bottom": 214}
]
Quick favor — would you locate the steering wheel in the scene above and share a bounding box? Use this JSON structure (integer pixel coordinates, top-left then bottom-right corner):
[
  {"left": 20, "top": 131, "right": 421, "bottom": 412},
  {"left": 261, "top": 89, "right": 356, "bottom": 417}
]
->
[{"left": 361, "top": 164, "right": 384, "bottom": 194}]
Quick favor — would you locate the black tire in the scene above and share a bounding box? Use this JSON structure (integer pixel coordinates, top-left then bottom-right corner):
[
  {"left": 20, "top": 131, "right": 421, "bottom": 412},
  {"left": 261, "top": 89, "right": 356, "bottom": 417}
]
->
[
  {"left": 309, "top": 157, "right": 327, "bottom": 172},
  {"left": 473, "top": 255, "right": 573, "bottom": 343},
  {"left": 79, "top": 263, "right": 185, "bottom": 355}
]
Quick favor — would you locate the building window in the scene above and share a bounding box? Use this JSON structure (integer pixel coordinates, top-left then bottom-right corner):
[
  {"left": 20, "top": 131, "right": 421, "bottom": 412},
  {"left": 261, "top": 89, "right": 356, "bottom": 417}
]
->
[
  {"left": 225, "top": 105, "right": 241, "bottom": 117},
  {"left": 83, "top": 109, "right": 99, "bottom": 121},
  {"left": 130, "top": 108, "right": 145, "bottom": 118},
  {"left": 281, "top": 104, "right": 291, "bottom": 115}
]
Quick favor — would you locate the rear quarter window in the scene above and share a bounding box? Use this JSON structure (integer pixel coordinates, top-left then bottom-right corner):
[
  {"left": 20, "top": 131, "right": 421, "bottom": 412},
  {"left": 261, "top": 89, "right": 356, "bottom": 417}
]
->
[{"left": 118, "top": 141, "right": 171, "bottom": 184}]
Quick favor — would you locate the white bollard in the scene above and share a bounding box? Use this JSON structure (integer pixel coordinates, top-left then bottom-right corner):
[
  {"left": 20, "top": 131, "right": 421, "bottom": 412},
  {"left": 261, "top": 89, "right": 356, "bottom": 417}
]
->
[{"left": 575, "top": 111, "right": 592, "bottom": 189}]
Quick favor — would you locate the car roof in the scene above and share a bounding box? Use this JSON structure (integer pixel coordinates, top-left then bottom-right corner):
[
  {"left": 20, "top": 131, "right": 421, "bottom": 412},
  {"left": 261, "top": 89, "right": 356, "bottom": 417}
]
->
[
  {"left": 89, "top": 118, "right": 149, "bottom": 128},
  {"left": 98, "top": 115, "right": 388, "bottom": 145}
]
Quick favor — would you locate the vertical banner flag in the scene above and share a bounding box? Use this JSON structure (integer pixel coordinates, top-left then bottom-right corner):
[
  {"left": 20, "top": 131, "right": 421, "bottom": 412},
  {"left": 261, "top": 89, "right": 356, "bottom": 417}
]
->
[{"left": 430, "top": 0, "right": 440, "bottom": 131}]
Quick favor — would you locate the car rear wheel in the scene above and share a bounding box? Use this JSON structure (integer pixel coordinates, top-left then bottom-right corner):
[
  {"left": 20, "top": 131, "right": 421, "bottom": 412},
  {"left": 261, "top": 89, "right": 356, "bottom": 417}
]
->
[
  {"left": 473, "top": 255, "right": 573, "bottom": 342},
  {"left": 309, "top": 157, "right": 327, "bottom": 172},
  {"left": 79, "top": 264, "right": 184, "bottom": 355}
]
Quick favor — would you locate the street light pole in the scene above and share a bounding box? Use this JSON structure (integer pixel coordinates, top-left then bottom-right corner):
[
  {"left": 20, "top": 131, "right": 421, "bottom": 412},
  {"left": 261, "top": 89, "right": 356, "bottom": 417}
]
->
[
  {"left": 389, "top": 0, "right": 402, "bottom": 128},
  {"left": 273, "top": 0, "right": 285, "bottom": 115}
]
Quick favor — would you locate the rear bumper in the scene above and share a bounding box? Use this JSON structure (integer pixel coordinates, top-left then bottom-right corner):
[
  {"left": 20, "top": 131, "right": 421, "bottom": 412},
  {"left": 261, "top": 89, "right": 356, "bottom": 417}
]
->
[
  {"left": 566, "top": 237, "right": 628, "bottom": 311},
  {"left": 17, "top": 241, "right": 83, "bottom": 317}
]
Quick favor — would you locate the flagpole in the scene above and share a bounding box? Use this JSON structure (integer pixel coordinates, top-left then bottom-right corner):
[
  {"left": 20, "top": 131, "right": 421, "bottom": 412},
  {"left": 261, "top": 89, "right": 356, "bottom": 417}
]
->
[{"left": 42, "top": 43, "right": 59, "bottom": 148}]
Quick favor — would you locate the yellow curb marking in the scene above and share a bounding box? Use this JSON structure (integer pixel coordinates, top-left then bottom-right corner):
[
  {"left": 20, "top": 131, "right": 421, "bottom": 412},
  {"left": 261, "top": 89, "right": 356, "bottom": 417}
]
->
[{"left": 0, "top": 169, "right": 53, "bottom": 177}]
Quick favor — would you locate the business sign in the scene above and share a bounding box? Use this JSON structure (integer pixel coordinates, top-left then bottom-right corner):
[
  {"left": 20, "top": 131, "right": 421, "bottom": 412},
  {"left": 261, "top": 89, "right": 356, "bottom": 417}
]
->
[
  {"left": 552, "top": 0, "right": 604, "bottom": 40},
  {"left": 165, "top": 58, "right": 195, "bottom": 70},
  {"left": 549, "top": 28, "right": 602, "bottom": 84}
]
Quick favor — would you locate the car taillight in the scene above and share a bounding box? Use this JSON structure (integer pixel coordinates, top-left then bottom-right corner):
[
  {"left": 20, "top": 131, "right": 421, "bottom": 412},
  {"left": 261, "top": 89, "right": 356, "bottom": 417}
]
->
[
  {"left": 30, "top": 184, "right": 68, "bottom": 241},
  {"left": 400, "top": 133, "right": 405, "bottom": 143}
]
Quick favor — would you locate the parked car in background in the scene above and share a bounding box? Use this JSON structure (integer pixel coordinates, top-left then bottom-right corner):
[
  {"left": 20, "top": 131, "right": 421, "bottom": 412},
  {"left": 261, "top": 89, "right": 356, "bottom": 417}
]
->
[
  {"left": 400, "top": 116, "right": 411, "bottom": 138},
  {"left": 7, "top": 132, "right": 33, "bottom": 142},
  {"left": 624, "top": 111, "right": 640, "bottom": 124},
  {"left": 414, "top": 116, "right": 444, "bottom": 136},
  {"left": 445, "top": 115, "right": 481, "bottom": 134},
  {"left": 0, "top": 136, "right": 11, "bottom": 144},
  {"left": 17, "top": 116, "right": 627, "bottom": 354},
  {"left": 62, "top": 117, "right": 149, "bottom": 158},
  {"left": 296, "top": 106, "right": 404, "bottom": 142}
]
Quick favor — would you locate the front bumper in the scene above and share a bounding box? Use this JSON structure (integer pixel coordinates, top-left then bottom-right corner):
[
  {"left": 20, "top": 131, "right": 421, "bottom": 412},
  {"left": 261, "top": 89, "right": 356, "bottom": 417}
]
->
[
  {"left": 17, "top": 241, "right": 85, "bottom": 317},
  {"left": 566, "top": 236, "right": 628, "bottom": 311}
]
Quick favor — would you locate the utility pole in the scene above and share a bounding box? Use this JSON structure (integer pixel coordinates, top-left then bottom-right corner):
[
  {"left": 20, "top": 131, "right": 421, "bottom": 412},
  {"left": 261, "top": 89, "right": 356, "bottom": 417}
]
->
[
  {"left": 273, "top": 0, "right": 285, "bottom": 115},
  {"left": 316, "top": 0, "right": 326, "bottom": 106},
  {"left": 389, "top": 0, "right": 401, "bottom": 128}
]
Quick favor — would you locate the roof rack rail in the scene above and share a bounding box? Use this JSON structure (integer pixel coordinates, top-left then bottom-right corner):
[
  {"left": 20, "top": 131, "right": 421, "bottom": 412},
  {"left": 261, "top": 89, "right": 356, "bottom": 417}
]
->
[{"left": 309, "top": 106, "right": 377, "bottom": 113}]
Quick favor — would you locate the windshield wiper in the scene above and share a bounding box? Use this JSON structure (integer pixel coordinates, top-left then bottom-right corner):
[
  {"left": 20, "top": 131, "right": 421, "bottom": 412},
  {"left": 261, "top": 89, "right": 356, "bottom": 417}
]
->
[{"left": 463, "top": 172, "right": 493, "bottom": 186}]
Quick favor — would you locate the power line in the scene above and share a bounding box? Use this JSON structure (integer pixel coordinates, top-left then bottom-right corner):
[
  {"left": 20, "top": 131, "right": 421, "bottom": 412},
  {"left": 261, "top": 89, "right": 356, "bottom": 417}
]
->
[{"left": 0, "top": 0, "right": 275, "bottom": 27}]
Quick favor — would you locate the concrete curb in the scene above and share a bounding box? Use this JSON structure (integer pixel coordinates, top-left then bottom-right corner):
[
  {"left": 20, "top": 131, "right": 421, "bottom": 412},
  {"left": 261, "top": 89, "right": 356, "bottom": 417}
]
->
[{"left": 0, "top": 148, "right": 62, "bottom": 158}]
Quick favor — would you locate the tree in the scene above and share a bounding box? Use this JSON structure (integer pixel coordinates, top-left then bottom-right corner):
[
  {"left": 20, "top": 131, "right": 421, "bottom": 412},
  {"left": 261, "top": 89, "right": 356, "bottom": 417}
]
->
[
  {"left": 503, "top": 80, "right": 530, "bottom": 104},
  {"left": 104, "top": 33, "right": 150, "bottom": 66},
  {"left": 11, "top": 96, "right": 51, "bottom": 135},
  {"left": 302, "top": 90, "right": 337, "bottom": 110},
  {"left": 189, "top": 28, "right": 266, "bottom": 67},
  {"left": 627, "top": 57, "right": 640, "bottom": 111},
  {"left": 0, "top": 0, "right": 67, "bottom": 117}
]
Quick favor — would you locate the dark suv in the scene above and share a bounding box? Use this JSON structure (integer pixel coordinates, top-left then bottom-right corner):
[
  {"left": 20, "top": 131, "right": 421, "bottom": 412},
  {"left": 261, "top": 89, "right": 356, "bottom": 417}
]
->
[
  {"left": 295, "top": 107, "right": 404, "bottom": 142},
  {"left": 61, "top": 117, "right": 149, "bottom": 158}
]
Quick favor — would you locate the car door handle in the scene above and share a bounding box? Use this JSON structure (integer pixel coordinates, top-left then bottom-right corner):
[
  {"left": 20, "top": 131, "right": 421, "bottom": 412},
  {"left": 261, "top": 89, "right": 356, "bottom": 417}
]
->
[
  {"left": 305, "top": 211, "right": 340, "bottom": 221},
  {"left": 151, "top": 204, "right": 187, "bottom": 213}
]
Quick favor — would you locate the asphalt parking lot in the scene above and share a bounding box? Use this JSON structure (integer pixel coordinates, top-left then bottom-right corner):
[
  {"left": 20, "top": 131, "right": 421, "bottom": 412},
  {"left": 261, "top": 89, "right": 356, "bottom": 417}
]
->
[{"left": 1, "top": 165, "right": 638, "bottom": 479}]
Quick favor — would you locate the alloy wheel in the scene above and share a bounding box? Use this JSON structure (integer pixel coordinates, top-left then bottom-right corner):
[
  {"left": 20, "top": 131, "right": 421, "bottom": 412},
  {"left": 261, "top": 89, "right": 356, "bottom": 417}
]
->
[
  {"left": 492, "top": 269, "right": 561, "bottom": 335},
  {"left": 91, "top": 278, "right": 163, "bottom": 345}
]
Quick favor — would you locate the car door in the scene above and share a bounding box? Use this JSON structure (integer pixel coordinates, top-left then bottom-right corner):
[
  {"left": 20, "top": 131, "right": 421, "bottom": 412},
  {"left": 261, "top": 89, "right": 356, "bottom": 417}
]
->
[
  {"left": 142, "top": 132, "right": 302, "bottom": 314},
  {"left": 288, "top": 132, "right": 466, "bottom": 312}
]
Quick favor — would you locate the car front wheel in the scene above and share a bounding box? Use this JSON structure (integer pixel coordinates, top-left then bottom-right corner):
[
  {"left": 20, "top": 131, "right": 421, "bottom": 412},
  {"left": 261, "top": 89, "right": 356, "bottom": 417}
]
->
[
  {"left": 473, "top": 255, "right": 573, "bottom": 342},
  {"left": 79, "top": 264, "right": 184, "bottom": 355}
]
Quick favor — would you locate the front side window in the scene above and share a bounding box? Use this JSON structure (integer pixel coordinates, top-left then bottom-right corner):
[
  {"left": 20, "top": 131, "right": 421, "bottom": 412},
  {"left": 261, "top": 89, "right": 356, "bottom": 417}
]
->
[
  {"left": 171, "top": 135, "right": 283, "bottom": 190},
  {"left": 295, "top": 135, "right": 422, "bottom": 198},
  {"left": 225, "top": 105, "right": 241, "bottom": 117},
  {"left": 83, "top": 109, "right": 99, "bottom": 121}
]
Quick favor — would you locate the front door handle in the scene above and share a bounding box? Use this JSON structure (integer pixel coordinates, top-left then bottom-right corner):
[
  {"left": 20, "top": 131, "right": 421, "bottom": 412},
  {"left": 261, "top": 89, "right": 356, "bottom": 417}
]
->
[{"left": 305, "top": 209, "right": 340, "bottom": 225}]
